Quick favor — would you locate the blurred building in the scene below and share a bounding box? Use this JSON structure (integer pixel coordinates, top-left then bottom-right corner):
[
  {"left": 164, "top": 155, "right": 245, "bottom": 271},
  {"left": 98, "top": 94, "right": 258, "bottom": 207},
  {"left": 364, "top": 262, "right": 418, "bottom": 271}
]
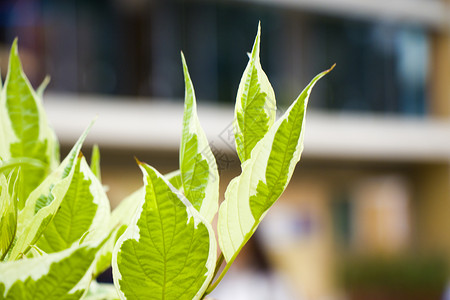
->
[{"left": 1, "top": 0, "right": 450, "bottom": 299}]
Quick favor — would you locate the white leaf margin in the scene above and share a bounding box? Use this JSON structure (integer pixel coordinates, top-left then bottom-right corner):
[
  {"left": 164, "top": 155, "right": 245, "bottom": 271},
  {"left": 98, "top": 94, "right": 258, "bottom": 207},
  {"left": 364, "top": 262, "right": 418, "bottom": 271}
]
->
[
  {"left": 111, "top": 163, "right": 217, "bottom": 300},
  {"left": 180, "top": 53, "right": 219, "bottom": 223},
  {"left": 218, "top": 67, "right": 334, "bottom": 262},
  {"left": 234, "top": 22, "right": 276, "bottom": 162}
]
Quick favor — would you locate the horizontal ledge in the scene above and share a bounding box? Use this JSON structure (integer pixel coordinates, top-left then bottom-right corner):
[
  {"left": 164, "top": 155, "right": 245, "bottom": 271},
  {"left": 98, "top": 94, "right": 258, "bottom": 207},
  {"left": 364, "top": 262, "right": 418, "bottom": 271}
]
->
[
  {"left": 44, "top": 93, "right": 450, "bottom": 163},
  {"left": 229, "top": 0, "right": 450, "bottom": 30}
]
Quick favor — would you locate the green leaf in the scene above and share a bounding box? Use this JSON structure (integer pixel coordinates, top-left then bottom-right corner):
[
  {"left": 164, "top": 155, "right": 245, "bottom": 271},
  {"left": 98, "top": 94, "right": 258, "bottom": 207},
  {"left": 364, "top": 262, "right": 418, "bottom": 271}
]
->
[
  {"left": 112, "top": 163, "right": 216, "bottom": 300},
  {"left": 92, "top": 187, "right": 142, "bottom": 278},
  {"left": 0, "top": 40, "right": 59, "bottom": 207},
  {"left": 234, "top": 23, "right": 276, "bottom": 163},
  {"left": 90, "top": 145, "right": 102, "bottom": 182},
  {"left": 0, "top": 157, "right": 46, "bottom": 175},
  {"left": 85, "top": 281, "right": 119, "bottom": 300},
  {"left": 93, "top": 169, "right": 181, "bottom": 278},
  {"left": 0, "top": 238, "right": 107, "bottom": 299},
  {"left": 218, "top": 66, "right": 333, "bottom": 263},
  {"left": 179, "top": 53, "right": 219, "bottom": 223},
  {"left": 0, "top": 172, "right": 18, "bottom": 260},
  {"left": 36, "top": 75, "right": 50, "bottom": 99},
  {"left": 92, "top": 224, "right": 126, "bottom": 279},
  {"left": 166, "top": 169, "right": 182, "bottom": 190},
  {"left": 37, "top": 154, "right": 110, "bottom": 253},
  {"left": 7, "top": 123, "right": 93, "bottom": 261}
]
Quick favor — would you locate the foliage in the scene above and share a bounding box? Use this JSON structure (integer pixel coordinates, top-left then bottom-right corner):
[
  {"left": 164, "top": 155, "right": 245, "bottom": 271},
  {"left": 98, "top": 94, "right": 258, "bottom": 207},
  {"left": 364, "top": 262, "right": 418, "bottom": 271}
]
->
[{"left": 0, "top": 24, "right": 332, "bottom": 299}]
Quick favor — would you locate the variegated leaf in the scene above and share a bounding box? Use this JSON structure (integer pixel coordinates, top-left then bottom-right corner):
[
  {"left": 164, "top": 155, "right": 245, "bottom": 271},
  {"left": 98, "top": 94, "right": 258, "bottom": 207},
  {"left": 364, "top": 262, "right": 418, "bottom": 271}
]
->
[
  {"left": 36, "top": 154, "right": 110, "bottom": 253},
  {"left": 92, "top": 170, "right": 181, "bottom": 278},
  {"left": 112, "top": 163, "right": 216, "bottom": 300},
  {"left": 0, "top": 172, "right": 18, "bottom": 260},
  {"left": 234, "top": 23, "right": 276, "bottom": 163},
  {"left": 0, "top": 238, "right": 107, "bottom": 299},
  {"left": 218, "top": 67, "right": 333, "bottom": 262},
  {"left": 7, "top": 124, "right": 93, "bottom": 261},
  {"left": 180, "top": 53, "right": 219, "bottom": 223},
  {"left": 90, "top": 145, "right": 101, "bottom": 181},
  {"left": 0, "top": 40, "right": 59, "bottom": 208},
  {"left": 85, "top": 281, "right": 119, "bottom": 300}
]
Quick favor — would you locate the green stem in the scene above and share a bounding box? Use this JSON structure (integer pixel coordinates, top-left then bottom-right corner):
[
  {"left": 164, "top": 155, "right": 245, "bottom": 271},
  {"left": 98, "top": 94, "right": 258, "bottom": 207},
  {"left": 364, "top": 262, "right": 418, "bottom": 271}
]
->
[
  {"left": 212, "top": 253, "right": 224, "bottom": 280},
  {"left": 204, "top": 224, "right": 258, "bottom": 295},
  {"left": 205, "top": 258, "right": 234, "bottom": 294}
]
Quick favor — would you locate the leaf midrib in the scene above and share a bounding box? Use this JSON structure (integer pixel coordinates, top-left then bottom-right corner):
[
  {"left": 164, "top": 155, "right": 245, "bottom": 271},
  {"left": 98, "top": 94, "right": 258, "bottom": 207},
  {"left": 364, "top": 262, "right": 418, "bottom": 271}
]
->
[
  {"left": 150, "top": 174, "right": 168, "bottom": 299},
  {"left": 257, "top": 103, "right": 303, "bottom": 221},
  {"left": 240, "top": 61, "right": 261, "bottom": 160}
]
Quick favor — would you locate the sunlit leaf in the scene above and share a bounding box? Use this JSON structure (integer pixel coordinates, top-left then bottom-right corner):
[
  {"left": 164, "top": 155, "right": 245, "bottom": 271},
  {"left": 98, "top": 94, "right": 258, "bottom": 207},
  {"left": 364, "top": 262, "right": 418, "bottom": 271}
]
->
[
  {"left": 112, "top": 162, "right": 216, "bottom": 300},
  {"left": 85, "top": 281, "right": 119, "bottom": 300},
  {"left": 90, "top": 145, "right": 101, "bottom": 182},
  {"left": 0, "top": 237, "right": 108, "bottom": 299},
  {"left": 36, "top": 75, "right": 50, "bottom": 99},
  {"left": 218, "top": 66, "right": 333, "bottom": 262},
  {"left": 166, "top": 169, "right": 182, "bottom": 190},
  {"left": 180, "top": 53, "right": 219, "bottom": 223},
  {"left": 0, "top": 172, "right": 18, "bottom": 260},
  {"left": 234, "top": 23, "right": 276, "bottom": 163},
  {"left": 0, "top": 40, "right": 59, "bottom": 208},
  {"left": 7, "top": 124, "right": 93, "bottom": 261},
  {"left": 92, "top": 170, "right": 180, "bottom": 278},
  {"left": 37, "top": 154, "right": 110, "bottom": 253}
]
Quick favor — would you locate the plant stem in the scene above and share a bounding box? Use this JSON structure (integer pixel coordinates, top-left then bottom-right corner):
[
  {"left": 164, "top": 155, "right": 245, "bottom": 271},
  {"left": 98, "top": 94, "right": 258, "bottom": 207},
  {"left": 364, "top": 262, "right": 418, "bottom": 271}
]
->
[
  {"left": 212, "top": 253, "right": 224, "bottom": 280},
  {"left": 205, "top": 260, "right": 233, "bottom": 294},
  {"left": 204, "top": 224, "right": 257, "bottom": 295}
]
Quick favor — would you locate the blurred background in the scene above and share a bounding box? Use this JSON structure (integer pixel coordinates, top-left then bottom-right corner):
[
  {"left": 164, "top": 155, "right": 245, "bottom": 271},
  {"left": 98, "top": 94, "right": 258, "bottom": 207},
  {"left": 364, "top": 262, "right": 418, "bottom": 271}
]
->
[{"left": 1, "top": 0, "right": 450, "bottom": 299}]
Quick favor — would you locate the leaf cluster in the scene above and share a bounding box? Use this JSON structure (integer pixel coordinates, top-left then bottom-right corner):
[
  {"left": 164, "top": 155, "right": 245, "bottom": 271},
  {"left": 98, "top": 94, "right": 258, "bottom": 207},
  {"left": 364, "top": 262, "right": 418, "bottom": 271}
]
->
[{"left": 0, "top": 24, "right": 332, "bottom": 300}]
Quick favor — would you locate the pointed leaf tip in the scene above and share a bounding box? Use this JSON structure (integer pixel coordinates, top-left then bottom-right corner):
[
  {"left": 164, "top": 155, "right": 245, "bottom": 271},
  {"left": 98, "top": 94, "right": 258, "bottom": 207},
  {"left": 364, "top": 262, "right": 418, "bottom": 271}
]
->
[
  {"left": 251, "top": 22, "right": 261, "bottom": 58},
  {"left": 179, "top": 50, "right": 219, "bottom": 223},
  {"left": 329, "top": 63, "right": 336, "bottom": 72},
  {"left": 220, "top": 67, "right": 329, "bottom": 262},
  {"left": 90, "top": 144, "right": 101, "bottom": 181},
  {"left": 112, "top": 163, "right": 217, "bottom": 300},
  {"left": 9, "top": 38, "right": 20, "bottom": 68},
  {"left": 134, "top": 157, "right": 142, "bottom": 166},
  {"left": 181, "top": 52, "right": 191, "bottom": 81},
  {"left": 11, "top": 38, "right": 18, "bottom": 53},
  {"left": 234, "top": 22, "right": 276, "bottom": 162},
  {"left": 37, "top": 75, "right": 51, "bottom": 97}
]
